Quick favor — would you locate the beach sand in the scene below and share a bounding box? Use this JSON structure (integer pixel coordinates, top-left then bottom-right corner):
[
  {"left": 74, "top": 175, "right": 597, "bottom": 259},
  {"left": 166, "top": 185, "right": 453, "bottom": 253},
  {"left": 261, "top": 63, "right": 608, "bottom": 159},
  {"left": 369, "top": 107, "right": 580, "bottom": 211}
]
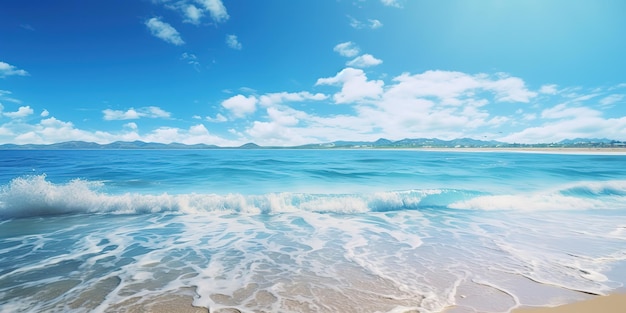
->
[
  {"left": 417, "top": 147, "right": 626, "bottom": 155},
  {"left": 109, "top": 293, "right": 626, "bottom": 313},
  {"left": 513, "top": 294, "right": 626, "bottom": 313}
]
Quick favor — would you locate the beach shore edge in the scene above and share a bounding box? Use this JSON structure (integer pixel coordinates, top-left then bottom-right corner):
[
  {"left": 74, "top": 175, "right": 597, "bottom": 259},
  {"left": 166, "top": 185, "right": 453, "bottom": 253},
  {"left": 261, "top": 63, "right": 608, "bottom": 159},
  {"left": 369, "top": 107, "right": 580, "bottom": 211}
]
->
[{"left": 512, "top": 293, "right": 626, "bottom": 313}]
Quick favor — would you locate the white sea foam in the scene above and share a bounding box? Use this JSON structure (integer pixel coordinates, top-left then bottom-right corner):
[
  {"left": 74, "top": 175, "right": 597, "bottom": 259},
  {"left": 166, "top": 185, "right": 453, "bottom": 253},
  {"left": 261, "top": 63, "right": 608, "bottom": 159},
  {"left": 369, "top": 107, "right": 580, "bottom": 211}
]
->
[
  {"left": 1, "top": 208, "right": 625, "bottom": 313},
  {"left": 449, "top": 180, "right": 626, "bottom": 211},
  {"left": 2, "top": 175, "right": 625, "bottom": 219}
]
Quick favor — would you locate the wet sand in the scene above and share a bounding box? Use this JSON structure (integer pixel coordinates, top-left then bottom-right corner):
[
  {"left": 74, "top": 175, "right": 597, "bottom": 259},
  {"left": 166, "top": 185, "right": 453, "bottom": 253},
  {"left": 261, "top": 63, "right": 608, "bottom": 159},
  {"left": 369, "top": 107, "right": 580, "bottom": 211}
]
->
[{"left": 513, "top": 294, "right": 626, "bottom": 313}]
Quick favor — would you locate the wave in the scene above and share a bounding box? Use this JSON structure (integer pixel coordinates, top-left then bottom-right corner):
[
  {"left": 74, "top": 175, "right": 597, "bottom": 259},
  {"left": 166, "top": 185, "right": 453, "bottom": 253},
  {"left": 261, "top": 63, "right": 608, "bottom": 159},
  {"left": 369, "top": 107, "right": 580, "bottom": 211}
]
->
[{"left": 1, "top": 175, "right": 625, "bottom": 218}]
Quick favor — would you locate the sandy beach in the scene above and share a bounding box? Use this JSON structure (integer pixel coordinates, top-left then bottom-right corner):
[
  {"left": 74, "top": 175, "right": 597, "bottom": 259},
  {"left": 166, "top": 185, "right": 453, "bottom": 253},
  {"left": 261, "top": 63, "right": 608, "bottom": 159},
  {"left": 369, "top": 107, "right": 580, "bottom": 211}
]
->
[
  {"left": 416, "top": 147, "right": 626, "bottom": 155},
  {"left": 513, "top": 294, "right": 626, "bottom": 313},
  {"left": 122, "top": 293, "right": 626, "bottom": 313}
]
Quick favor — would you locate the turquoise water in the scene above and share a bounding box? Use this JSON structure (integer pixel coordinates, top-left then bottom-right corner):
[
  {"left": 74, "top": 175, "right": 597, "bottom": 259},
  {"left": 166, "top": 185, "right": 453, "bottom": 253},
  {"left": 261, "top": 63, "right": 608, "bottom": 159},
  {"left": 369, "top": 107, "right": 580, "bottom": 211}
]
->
[{"left": 0, "top": 150, "right": 625, "bottom": 312}]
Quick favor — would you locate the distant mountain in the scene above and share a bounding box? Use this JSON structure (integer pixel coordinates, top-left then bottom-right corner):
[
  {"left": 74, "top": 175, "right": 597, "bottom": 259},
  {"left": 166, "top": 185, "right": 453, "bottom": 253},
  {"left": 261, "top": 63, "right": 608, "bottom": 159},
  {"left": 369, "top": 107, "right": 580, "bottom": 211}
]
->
[
  {"left": 319, "top": 137, "right": 506, "bottom": 148},
  {"left": 239, "top": 143, "right": 262, "bottom": 149},
  {"left": 0, "top": 138, "right": 623, "bottom": 150},
  {"left": 558, "top": 138, "right": 613, "bottom": 145}
]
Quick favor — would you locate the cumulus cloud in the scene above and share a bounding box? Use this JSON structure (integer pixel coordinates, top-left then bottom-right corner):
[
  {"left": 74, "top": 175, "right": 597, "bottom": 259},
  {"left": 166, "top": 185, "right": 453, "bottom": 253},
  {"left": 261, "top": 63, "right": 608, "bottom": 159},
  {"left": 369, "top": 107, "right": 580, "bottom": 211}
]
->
[
  {"left": 3, "top": 116, "right": 119, "bottom": 145},
  {"left": 124, "top": 122, "right": 138, "bottom": 130},
  {"left": 333, "top": 42, "right": 360, "bottom": 58},
  {"left": 145, "top": 17, "right": 185, "bottom": 45},
  {"left": 40, "top": 109, "right": 49, "bottom": 117},
  {"left": 485, "top": 74, "right": 537, "bottom": 102},
  {"left": 183, "top": 4, "right": 203, "bottom": 24},
  {"left": 4, "top": 106, "right": 33, "bottom": 118},
  {"left": 141, "top": 124, "right": 235, "bottom": 145},
  {"left": 0, "top": 61, "right": 29, "bottom": 78},
  {"left": 226, "top": 34, "right": 242, "bottom": 50},
  {"left": 0, "top": 115, "right": 243, "bottom": 146},
  {"left": 385, "top": 70, "right": 536, "bottom": 104},
  {"left": 346, "top": 54, "right": 383, "bottom": 68},
  {"left": 221, "top": 95, "right": 258, "bottom": 118},
  {"left": 103, "top": 106, "right": 172, "bottom": 120},
  {"left": 316, "top": 68, "right": 384, "bottom": 104},
  {"left": 197, "top": 0, "right": 229, "bottom": 23}
]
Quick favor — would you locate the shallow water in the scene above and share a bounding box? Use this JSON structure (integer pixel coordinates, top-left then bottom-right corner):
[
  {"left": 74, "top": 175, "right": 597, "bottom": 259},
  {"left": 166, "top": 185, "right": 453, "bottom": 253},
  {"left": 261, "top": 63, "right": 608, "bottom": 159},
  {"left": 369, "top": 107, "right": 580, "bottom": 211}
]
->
[{"left": 0, "top": 150, "right": 625, "bottom": 312}]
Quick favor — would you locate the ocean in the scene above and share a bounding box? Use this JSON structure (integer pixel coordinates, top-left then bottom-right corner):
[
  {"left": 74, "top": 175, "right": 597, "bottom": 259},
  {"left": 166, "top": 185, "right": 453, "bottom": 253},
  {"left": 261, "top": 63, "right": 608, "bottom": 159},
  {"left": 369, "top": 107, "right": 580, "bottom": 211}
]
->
[{"left": 0, "top": 149, "right": 625, "bottom": 313}]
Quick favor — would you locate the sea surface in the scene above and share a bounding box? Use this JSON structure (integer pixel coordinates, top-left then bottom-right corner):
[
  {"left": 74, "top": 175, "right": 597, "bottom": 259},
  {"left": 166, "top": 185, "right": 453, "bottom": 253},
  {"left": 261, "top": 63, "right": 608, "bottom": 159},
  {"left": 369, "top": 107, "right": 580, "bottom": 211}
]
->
[{"left": 0, "top": 149, "right": 625, "bottom": 313}]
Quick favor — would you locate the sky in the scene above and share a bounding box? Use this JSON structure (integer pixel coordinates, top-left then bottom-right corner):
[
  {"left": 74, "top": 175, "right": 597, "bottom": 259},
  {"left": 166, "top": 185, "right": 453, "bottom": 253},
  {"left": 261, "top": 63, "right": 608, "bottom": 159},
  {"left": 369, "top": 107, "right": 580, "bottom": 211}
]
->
[{"left": 1, "top": 0, "right": 625, "bottom": 146}]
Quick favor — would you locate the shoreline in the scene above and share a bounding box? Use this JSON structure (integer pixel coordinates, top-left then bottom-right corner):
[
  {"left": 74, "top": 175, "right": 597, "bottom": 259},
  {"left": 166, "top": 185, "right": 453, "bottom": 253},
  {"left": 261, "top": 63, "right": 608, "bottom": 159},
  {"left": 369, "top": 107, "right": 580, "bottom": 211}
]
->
[
  {"left": 512, "top": 293, "right": 626, "bottom": 313},
  {"left": 114, "top": 293, "right": 626, "bottom": 313},
  {"left": 413, "top": 147, "right": 626, "bottom": 155}
]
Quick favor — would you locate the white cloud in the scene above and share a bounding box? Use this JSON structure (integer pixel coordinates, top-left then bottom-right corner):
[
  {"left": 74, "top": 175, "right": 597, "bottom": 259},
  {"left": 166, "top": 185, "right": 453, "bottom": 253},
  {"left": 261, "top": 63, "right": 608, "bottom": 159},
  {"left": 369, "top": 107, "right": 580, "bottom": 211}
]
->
[
  {"left": 103, "top": 106, "right": 172, "bottom": 120},
  {"left": 155, "top": 0, "right": 229, "bottom": 25},
  {"left": 541, "top": 103, "right": 600, "bottom": 119},
  {"left": 485, "top": 75, "right": 537, "bottom": 103},
  {"left": 349, "top": 17, "right": 384, "bottom": 29},
  {"left": 184, "top": 4, "right": 203, "bottom": 24},
  {"left": 316, "top": 68, "right": 384, "bottom": 104},
  {"left": 0, "top": 61, "right": 29, "bottom": 78},
  {"left": 599, "top": 94, "right": 624, "bottom": 107},
  {"left": 206, "top": 113, "right": 228, "bottom": 122},
  {"left": 145, "top": 17, "right": 185, "bottom": 45},
  {"left": 258, "top": 91, "right": 327, "bottom": 107},
  {"left": 368, "top": 19, "right": 383, "bottom": 29},
  {"left": 142, "top": 124, "right": 235, "bottom": 145},
  {"left": 0, "top": 90, "right": 21, "bottom": 103},
  {"left": 124, "top": 122, "right": 138, "bottom": 130},
  {"left": 145, "top": 106, "right": 171, "bottom": 118},
  {"left": 4, "top": 106, "right": 33, "bottom": 118},
  {"left": 181, "top": 52, "right": 200, "bottom": 70},
  {"left": 103, "top": 108, "right": 140, "bottom": 120},
  {"left": 380, "top": 0, "right": 402, "bottom": 8},
  {"left": 0, "top": 115, "right": 243, "bottom": 146},
  {"left": 348, "top": 16, "right": 362, "bottom": 29},
  {"left": 333, "top": 42, "right": 360, "bottom": 58},
  {"left": 226, "top": 34, "right": 242, "bottom": 50},
  {"left": 499, "top": 116, "right": 626, "bottom": 144},
  {"left": 197, "top": 0, "right": 229, "bottom": 23},
  {"left": 221, "top": 95, "right": 258, "bottom": 118},
  {"left": 40, "top": 109, "right": 49, "bottom": 117},
  {"left": 385, "top": 70, "right": 536, "bottom": 104},
  {"left": 539, "top": 84, "right": 558, "bottom": 95},
  {"left": 266, "top": 107, "right": 301, "bottom": 126},
  {"left": 346, "top": 54, "right": 383, "bottom": 68}
]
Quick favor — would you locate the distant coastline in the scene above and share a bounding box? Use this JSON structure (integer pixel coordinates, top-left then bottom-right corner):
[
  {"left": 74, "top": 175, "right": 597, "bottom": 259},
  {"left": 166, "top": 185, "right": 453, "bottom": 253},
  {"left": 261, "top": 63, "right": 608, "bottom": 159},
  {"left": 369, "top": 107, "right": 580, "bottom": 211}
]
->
[{"left": 1, "top": 138, "right": 625, "bottom": 151}]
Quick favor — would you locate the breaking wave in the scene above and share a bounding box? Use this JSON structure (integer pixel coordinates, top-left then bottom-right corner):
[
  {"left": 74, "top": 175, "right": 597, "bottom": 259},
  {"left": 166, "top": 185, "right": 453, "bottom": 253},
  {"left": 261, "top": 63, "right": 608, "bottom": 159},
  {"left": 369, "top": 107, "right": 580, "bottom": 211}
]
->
[{"left": 1, "top": 175, "right": 625, "bottom": 219}]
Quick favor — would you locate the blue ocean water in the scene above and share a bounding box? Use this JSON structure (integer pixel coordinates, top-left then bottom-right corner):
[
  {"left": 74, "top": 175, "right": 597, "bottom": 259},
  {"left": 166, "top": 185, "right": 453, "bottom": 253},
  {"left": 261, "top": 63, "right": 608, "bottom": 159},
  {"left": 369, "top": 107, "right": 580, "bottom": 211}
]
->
[{"left": 0, "top": 149, "right": 625, "bottom": 312}]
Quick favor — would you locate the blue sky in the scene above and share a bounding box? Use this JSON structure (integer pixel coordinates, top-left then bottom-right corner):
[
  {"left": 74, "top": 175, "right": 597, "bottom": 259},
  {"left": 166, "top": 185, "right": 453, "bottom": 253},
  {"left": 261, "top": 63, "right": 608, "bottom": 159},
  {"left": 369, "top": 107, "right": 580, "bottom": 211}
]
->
[{"left": 1, "top": 0, "right": 625, "bottom": 146}]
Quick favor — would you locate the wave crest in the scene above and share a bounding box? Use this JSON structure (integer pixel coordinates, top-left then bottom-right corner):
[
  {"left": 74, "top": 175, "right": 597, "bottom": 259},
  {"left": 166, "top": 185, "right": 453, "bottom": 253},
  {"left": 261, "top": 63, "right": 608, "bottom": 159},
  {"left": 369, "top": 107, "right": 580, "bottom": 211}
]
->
[{"left": 1, "top": 175, "right": 625, "bottom": 218}]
